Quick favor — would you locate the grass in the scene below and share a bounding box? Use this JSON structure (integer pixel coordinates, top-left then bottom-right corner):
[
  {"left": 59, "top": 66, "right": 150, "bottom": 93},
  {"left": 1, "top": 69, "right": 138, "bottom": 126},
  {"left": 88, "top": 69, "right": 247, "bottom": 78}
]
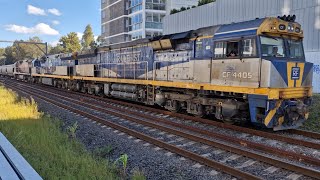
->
[
  {"left": 0, "top": 85, "right": 145, "bottom": 179},
  {"left": 300, "top": 94, "right": 320, "bottom": 133}
]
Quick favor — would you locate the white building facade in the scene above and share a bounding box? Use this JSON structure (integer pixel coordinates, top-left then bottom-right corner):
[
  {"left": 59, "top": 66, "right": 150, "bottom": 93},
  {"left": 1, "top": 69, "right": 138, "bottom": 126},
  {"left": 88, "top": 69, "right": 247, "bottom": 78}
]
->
[{"left": 101, "top": 0, "right": 166, "bottom": 45}]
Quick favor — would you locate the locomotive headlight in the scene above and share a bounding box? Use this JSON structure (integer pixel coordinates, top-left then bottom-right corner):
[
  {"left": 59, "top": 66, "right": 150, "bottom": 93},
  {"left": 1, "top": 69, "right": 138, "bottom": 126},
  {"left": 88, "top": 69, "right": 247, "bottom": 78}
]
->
[
  {"left": 295, "top": 27, "right": 300, "bottom": 33},
  {"left": 279, "top": 24, "right": 286, "bottom": 30},
  {"left": 287, "top": 24, "right": 294, "bottom": 32}
]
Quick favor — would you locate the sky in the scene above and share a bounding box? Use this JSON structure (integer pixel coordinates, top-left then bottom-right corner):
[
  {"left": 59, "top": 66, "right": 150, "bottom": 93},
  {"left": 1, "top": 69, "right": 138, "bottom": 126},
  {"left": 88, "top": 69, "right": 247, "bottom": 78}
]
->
[{"left": 0, "top": 0, "right": 101, "bottom": 47}]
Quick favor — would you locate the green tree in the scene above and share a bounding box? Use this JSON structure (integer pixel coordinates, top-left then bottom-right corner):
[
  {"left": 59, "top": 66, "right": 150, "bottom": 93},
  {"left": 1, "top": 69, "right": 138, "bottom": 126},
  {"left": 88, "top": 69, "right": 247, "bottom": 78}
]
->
[
  {"left": 0, "top": 48, "right": 4, "bottom": 56},
  {"left": 0, "top": 48, "right": 5, "bottom": 65},
  {"left": 96, "top": 35, "right": 103, "bottom": 46},
  {"left": 49, "top": 45, "right": 64, "bottom": 55},
  {"left": 170, "top": 9, "right": 179, "bottom": 14},
  {"left": 81, "top": 24, "right": 95, "bottom": 49},
  {"left": 59, "top": 32, "right": 81, "bottom": 53},
  {"left": 198, "top": 0, "right": 215, "bottom": 6},
  {"left": 19, "top": 37, "right": 45, "bottom": 59},
  {"left": 2, "top": 37, "right": 45, "bottom": 64}
]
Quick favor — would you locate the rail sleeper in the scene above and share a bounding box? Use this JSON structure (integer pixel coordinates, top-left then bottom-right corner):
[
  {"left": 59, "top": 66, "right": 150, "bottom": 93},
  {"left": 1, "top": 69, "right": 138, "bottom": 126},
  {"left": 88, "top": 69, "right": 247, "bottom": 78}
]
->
[{"left": 0, "top": 132, "right": 42, "bottom": 180}]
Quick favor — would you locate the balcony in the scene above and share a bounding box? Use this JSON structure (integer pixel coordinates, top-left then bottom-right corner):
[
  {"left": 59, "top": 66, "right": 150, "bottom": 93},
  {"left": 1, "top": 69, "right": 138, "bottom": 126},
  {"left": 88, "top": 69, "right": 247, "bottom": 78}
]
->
[
  {"left": 145, "top": 3, "right": 165, "bottom": 11},
  {"left": 145, "top": 22, "right": 163, "bottom": 29}
]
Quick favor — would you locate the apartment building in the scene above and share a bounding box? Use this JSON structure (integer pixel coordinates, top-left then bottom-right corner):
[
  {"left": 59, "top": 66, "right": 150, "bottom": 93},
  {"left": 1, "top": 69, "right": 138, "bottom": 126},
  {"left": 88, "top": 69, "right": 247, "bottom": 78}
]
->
[{"left": 101, "top": 0, "right": 166, "bottom": 45}]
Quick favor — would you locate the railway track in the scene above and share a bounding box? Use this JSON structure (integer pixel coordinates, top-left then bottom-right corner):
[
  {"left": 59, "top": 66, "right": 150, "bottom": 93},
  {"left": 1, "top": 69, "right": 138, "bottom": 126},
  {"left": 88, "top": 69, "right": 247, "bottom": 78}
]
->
[
  {"left": 3, "top": 79, "right": 320, "bottom": 179},
  {"left": 11, "top": 78, "right": 320, "bottom": 150}
]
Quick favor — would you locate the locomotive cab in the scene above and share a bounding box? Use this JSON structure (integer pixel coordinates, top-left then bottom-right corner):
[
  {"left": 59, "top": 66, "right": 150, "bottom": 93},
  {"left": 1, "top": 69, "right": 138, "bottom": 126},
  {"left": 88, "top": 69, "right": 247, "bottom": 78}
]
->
[{"left": 249, "top": 16, "right": 313, "bottom": 130}]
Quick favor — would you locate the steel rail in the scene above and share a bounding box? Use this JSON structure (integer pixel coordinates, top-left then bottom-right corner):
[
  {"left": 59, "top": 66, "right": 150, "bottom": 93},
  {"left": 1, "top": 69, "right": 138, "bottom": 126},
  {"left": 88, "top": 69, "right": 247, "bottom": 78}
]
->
[
  {"left": 6, "top": 81, "right": 320, "bottom": 179},
  {"left": 289, "top": 129, "right": 320, "bottom": 140},
  {"left": 28, "top": 80, "right": 320, "bottom": 150},
  {"left": 4, "top": 82, "right": 260, "bottom": 180},
  {"left": 24, "top": 82, "right": 320, "bottom": 166}
]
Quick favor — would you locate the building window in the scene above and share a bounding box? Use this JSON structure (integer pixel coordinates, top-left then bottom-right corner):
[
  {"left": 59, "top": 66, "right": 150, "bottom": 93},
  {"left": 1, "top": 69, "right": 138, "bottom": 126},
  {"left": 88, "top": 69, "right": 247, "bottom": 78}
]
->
[
  {"left": 102, "top": 25, "right": 106, "bottom": 33},
  {"left": 146, "top": 31, "right": 162, "bottom": 38},
  {"left": 102, "top": 11, "right": 106, "bottom": 19},
  {"left": 128, "top": 13, "right": 143, "bottom": 31},
  {"left": 145, "top": 12, "right": 163, "bottom": 29},
  {"left": 146, "top": 0, "right": 165, "bottom": 10},
  {"left": 128, "top": 0, "right": 143, "bottom": 13},
  {"left": 131, "top": 31, "right": 143, "bottom": 40}
]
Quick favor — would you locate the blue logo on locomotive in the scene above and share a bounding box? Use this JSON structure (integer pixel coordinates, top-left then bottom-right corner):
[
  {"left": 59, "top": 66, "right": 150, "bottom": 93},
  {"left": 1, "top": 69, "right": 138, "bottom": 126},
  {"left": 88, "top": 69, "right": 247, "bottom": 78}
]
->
[{"left": 291, "top": 67, "right": 300, "bottom": 80}]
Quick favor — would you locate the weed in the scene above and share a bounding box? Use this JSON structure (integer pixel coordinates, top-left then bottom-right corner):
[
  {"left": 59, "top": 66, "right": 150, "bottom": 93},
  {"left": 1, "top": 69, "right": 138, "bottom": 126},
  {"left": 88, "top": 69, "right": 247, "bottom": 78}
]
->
[
  {"left": 132, "top": 169, "right": 146, "bottom": 180},
  {"left": 301, "top": 94, "right": 320, "bottom": 133},
  {"left": 67, "top": 121, "right": 78, "bottom": 138},
  {"left": 94, "top": 145, "right": 114, "bottom": 158},
  {"left": 0, "top": 85, "right": 118, "bottom": 179},
  {"left": 114, "top": 154, "right": 129, "bottom": 178}
]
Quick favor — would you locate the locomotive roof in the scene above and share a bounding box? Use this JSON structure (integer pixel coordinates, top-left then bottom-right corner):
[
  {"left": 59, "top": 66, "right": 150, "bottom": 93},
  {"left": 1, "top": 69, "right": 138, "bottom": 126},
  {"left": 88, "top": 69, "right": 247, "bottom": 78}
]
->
[
  {"left": 99, "top": 17, "right": 271, "bottom": 50},
  {"left": 96, "top": 16, "right": 303, "bottom": 52}
]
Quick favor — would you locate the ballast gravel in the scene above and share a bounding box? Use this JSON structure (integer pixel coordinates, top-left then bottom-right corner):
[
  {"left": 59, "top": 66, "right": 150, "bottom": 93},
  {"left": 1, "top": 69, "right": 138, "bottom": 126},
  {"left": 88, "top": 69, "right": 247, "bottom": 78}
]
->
[{"left": 18, "top": 92, "right": 233, "bottom": 180}]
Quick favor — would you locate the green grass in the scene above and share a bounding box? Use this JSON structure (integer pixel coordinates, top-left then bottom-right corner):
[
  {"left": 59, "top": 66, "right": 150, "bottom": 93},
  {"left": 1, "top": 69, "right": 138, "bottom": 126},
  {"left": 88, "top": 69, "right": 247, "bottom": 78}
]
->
[
  {"left": 300, "top": 94, "right": 320, "bottom": 133},
  {"left": 0, "top": 86, "right": 122, "bottom": 179}
]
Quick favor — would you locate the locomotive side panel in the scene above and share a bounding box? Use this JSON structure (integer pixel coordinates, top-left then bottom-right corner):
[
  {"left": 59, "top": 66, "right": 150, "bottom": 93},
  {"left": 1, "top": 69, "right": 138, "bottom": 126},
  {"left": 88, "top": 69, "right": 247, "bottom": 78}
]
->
[{"left": 211, "top": 58, "right": 260, "bottom": 88}]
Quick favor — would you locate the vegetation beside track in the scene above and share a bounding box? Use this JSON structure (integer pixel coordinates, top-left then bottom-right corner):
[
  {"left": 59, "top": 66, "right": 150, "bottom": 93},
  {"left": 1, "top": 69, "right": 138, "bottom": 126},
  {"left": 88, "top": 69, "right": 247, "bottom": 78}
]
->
[
  {"left": 301, "top": 94, "right": 320, "bottom": 133},
  {"left": 0, "top": 85, "right": 145, "bottom": 179}
]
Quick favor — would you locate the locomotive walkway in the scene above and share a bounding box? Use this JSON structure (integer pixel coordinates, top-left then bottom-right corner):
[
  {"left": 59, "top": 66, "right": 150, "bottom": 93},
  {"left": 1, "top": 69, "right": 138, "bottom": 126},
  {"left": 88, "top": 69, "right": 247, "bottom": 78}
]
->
[{"left": 0, "top": 132, "right": 42, "bottom": 180}]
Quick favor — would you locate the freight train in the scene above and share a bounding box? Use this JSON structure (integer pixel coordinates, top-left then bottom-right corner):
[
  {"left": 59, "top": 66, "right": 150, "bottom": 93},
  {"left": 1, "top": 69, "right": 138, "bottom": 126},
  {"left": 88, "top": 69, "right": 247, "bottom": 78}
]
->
[{"left": 0, "top": 16, "right": 313, "bottom": 131}]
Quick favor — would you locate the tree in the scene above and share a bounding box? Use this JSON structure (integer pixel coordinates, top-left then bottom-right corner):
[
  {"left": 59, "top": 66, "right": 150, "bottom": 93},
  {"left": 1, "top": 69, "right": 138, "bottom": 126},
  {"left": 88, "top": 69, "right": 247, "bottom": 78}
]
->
[
  {"left": 0, "top": 48, "right": 4, "bottom": 56},
  {"left": 180, "top": 7, "right": 186, "bottom": 11},
  {"left": 81, "top": 24, "right": 95, "bottom": 49},
  {"left": 49, "top": 45, "right": 64, "bottom": 55},
  {"left": 0, "top": 48, "right": 5, "bottom": 65},
  {"left": 198, "top": 0, "right": 215, "bottom": 6},
  {"left": 96, "top": 35, "right": 103, "bottom": 46},
  {"left": 59, "top": 32, "right": 81, "bottom": 53},
  {"left": 170, "top": 9, "right": 179, "bottom": 14},
  {"left": 2, "top": 36, "right": 45, "bottom": 64},
  {"left": 18, "top": 37, "right": 45, "bottom": 59}
]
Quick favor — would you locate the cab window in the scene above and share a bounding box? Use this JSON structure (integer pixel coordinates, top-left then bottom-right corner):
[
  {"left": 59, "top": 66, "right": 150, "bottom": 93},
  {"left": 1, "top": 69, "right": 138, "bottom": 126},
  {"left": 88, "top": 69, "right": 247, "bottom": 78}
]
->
[
  {"left": 288, "top": 39, "right": 304, "bottom": 59},
  {"left": 242, "top": 38, "right": 257, "bottom": 57},
  {"left": 214, "top": 41, "right": 240, "bottom": 58},
  {"left": 214, "top": 38, "right": 256, "bottom": 58},
  {"left": 260, "top": 36, "right": 285, "bottom": 57},
  {"left": 226, "top": 41, "right": 239, "bottom": 57}
]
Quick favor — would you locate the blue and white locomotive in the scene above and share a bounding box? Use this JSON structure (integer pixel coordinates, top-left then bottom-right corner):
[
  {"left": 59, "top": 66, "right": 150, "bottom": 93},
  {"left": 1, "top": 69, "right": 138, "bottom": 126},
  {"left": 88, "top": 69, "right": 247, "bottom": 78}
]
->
[{"left": 0, "top": 16, "right": 313, "bottom": 131}]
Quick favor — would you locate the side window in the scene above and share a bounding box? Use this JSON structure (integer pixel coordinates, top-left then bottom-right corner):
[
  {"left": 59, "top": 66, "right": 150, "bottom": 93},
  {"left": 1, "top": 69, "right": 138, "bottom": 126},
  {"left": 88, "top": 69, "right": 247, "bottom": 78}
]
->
[
  {"left": 214, "top": 38, "right": 256, "bottom": 58},
  {"left": 226, "top": 41, "right": 239, "bottom": 57},
  {"left": 214, "top": 41, "right": 226, "bottom": 58},
  {"left": 214, "top": 40, "right": 240, "bottom": 58},
  {"left": 242, "top": 38, "right": 256, "bottom": 57}
]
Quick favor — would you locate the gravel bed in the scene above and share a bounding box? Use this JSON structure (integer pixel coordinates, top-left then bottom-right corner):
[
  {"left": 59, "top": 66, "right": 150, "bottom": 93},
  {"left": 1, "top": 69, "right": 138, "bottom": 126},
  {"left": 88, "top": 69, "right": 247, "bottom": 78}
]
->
[
  {"left": 12, "top": 87, "right": 233, "bottom": 180},
  {"left": 14, "top": 86, "right": 317, "bottom": 179},
  {"left": 55, "top": 90, "right": 320, "bottom": 163},
  {"left": 8, "top": 82, "right": 320, "bottom": 179}
]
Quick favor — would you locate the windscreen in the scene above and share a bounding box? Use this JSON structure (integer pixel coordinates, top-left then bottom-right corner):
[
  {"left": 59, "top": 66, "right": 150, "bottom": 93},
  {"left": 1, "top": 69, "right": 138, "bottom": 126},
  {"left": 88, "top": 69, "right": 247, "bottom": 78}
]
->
[
  {"left": 288, "top": 39, "right": 304, "bottom": 59},
  {"left": 260, "top": 36, "right": 285, "bottom": 57}
]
